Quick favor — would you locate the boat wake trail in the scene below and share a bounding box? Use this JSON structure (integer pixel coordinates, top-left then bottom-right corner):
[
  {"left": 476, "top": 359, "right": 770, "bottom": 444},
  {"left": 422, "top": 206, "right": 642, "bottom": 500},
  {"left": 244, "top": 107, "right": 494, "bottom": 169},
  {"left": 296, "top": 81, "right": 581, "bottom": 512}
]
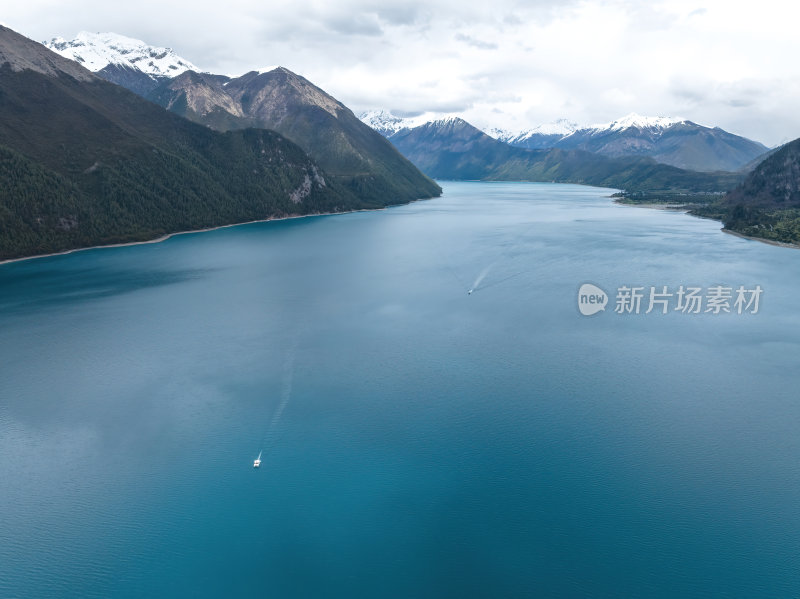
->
[
  {"left": 268, "top": 349, "right": 295, "bottom": 437},
  {"left": 468, "top": 265, "right": 493, "bottom": 294},
  {"left": 256, "top": 339, "right": 299, "bottom": 466},
  {"left": 474, "top": 268, "right": 534, "bottom": 292},
  {"left": 466, "top": 217, "right": 541, "bottom": 296}
]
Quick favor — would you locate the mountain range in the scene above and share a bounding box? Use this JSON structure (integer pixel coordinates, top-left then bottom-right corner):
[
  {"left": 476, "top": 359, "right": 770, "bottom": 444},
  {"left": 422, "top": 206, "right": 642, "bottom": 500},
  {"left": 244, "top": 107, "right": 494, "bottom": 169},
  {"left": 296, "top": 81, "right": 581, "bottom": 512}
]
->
[
  {"left": 364, "top": 111, "right": 769, "bottom": 172},
  {"left": 370, "top": 116, "right": 744, "bottom": 193},
  {"left": 0, "top": 26, "right": 439, "bottom": 260},
  {"left": 488, "top": 119, "right": 579, "bottom": 150},
  {"left": 1, "top": 26, "right": 796, "bottom": 255},
  {"left": 46, "top": 33, "right": 440, "bottom": 206},
  {"left": 43, "top": 32, "right": 763, "bottom": 182}
]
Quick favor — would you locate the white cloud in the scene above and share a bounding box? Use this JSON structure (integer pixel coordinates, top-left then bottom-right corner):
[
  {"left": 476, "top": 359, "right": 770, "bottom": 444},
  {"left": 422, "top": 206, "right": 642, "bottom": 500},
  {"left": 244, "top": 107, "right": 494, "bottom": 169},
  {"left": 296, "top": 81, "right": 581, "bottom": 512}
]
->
[{"left": 4, "top": 0, "right": 799, "bottom": 145}]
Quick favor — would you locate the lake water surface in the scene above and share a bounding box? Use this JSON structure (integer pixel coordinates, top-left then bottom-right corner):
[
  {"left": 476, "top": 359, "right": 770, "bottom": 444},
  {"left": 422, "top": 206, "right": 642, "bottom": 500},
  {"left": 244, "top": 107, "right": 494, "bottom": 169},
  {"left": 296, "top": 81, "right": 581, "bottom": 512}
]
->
[{"left": 1, "top": 182, "right": 799, "bottom": 597}]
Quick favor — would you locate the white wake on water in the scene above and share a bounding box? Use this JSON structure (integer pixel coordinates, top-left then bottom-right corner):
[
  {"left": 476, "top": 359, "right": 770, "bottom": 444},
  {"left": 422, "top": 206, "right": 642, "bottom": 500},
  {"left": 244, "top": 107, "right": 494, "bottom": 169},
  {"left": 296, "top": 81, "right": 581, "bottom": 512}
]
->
[
  {"left": 469, "top": 265, "right": 493, "bottom": 294},
  {"left": 256, "top": 339, "right": 299, "bottom": 465}
]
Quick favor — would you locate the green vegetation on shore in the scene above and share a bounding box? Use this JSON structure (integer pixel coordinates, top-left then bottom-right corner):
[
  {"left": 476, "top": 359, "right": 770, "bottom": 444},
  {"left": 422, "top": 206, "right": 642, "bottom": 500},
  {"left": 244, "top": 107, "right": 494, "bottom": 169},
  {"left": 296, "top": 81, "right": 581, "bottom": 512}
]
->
[
  {"left": 692, "top": 205, "right": 800, "bottom": 245},
  {"left": 0, "top": 69, "right": 438, "bottom": 261},
  {"left": 612, "top": 191, "right": 726, "bottom": 206},
  {"left": 0, "top": 26, "right": 440, "bottom": 261},
  {"left": 0, "top": 129, "right": 355, "bottom": 261},
  {"left": 615, "top": 138, "right": 800, "bottom": 246},
  {"left": 614, "top": 192, "right": 800, "bottom": 246}
]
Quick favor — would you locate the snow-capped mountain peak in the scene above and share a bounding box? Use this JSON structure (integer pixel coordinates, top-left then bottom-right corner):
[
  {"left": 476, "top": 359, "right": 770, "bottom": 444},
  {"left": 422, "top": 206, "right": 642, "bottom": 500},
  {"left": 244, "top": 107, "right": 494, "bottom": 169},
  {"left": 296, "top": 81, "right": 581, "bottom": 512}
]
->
[
  {"left": 359, "top": 110, "right": 444, "bottom": 136},
  {"left": 359, "top": 109, "right": 412, "bottom": 136},
  {"left": 43, "top": 31, "right": 199, "bottom": 78},
  {"left": 428, "top": 116, "right": 466, "bottom": 127},
  {"left": 588, "top": 112, "right": 686, "bottom": 133},
  {"left": 483, "top": 119, "right": 579, "bottom": 145},
  {"left": 483, "top": 127, "right": 511, "bottom": 140},
  {"left": 528, "top": 118, "right": 580, "bottom": 137}
]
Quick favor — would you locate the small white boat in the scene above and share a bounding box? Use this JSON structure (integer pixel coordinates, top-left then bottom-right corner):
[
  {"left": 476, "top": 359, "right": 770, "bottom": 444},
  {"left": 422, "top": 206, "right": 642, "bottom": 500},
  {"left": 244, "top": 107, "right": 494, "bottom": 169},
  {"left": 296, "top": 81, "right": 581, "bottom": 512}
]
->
[{"left": 253, "top": 451, "right": 262, "bottom": 468}]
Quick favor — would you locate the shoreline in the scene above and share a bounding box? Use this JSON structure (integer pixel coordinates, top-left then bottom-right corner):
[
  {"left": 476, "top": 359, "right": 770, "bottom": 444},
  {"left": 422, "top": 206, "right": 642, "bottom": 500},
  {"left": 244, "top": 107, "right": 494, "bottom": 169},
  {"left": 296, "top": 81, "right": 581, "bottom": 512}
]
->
[
  {"left": 612, "top": 199, "right": 690, "bottom": 212},
  {"left": 614, "top": 198, "right": 800, "bottom": 250},
  {"left": 0, "top": 201, "right": 427, "bottom": 267},
  {"left": 6, "top": 188, "right": 797, "bottom": 265},
  {"left": 720, "top": 227, "right": 800, "bottom": 250}
]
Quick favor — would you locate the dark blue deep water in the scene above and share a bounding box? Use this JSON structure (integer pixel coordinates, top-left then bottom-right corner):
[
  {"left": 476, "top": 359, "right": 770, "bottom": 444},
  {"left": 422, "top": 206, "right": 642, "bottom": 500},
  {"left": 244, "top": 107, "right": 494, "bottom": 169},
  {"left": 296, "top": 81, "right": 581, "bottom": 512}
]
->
[{"left": 1, "top": 182, "right": 799, "bottom": 597}]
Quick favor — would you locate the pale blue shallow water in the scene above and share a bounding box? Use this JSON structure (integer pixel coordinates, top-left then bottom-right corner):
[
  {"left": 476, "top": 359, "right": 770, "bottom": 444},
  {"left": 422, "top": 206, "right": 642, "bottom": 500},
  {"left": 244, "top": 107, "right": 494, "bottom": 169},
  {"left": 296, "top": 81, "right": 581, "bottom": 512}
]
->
[{"left": 1, "top": 181, "right": 799, "bottom": 598}]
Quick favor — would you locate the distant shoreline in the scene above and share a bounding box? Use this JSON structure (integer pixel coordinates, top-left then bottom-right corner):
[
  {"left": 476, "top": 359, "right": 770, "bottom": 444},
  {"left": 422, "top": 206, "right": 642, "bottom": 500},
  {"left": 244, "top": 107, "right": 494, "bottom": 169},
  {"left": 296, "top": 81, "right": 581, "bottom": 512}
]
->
[
  {"left": 613, "top": 198, "right": 800, "bottom": 250},
  {"left": 720, "top": 228, "right": 800, "bottom": 250},
  {"left": 0, "top": 203, "right": 421, "bottom": 267},
  {"left": 613, "top": 200, "right": 690, "bottom": 212},
  {"left": 5, "top": 188, "right": 796, "bottom": 266}
]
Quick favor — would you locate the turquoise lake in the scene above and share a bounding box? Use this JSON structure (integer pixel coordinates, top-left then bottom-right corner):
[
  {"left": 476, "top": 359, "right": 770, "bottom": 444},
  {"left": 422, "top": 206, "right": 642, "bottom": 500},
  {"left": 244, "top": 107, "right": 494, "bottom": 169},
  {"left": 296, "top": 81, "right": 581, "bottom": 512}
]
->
[{"left": 1, "top": 181, "right": 799, "bottom": 597}]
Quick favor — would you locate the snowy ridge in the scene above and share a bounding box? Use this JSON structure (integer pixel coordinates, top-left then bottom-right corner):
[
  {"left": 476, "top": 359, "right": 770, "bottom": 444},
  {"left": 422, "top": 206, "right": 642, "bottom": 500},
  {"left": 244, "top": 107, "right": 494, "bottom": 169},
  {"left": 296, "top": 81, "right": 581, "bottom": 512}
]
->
[
  {"left": 496, "top": 115, "right": 685, "bottom": 143},
  {"left": 585, "top": 112, "right": 687, "bottom": 134},
  {"left": 359, "top": 110, "right": 458, "bottom": 136},
  {"left": 359, "top": 110, "right": 410, "bottom": 135},
  {"left": 526, "top": 119, "right": 580, "bottom": 137},
  {"left": 427, "top": 116, "right": 466, "bottom": 127},
  {"left": 360, "top": 107, "right": 763, "bottom": 171},
  {"left": 483, "top": 127, "right": 511, "bottom": 140},
  {"left": 363, "top": 109, "right": 693, "bottom": 143},
  {"left": 489, "top": 119, "right": 580, "bottom": 142},
  {"left": 43, "top": 31, "right": 199, "bottom": 77}
]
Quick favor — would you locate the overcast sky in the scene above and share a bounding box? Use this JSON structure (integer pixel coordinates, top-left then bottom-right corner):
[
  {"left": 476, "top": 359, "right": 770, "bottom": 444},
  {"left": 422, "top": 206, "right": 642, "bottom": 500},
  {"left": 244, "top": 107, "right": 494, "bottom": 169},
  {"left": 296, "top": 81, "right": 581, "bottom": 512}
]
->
[{"left": 5, "top": 0, "right": 799, "bottom": 145}]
